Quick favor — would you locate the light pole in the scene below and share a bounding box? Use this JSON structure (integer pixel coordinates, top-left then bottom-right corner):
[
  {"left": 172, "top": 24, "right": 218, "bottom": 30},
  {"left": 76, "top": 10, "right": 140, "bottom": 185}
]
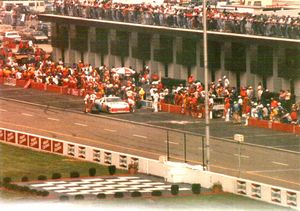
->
[{"left": 203, "top": 0, "right": 210, "bottom": 171}]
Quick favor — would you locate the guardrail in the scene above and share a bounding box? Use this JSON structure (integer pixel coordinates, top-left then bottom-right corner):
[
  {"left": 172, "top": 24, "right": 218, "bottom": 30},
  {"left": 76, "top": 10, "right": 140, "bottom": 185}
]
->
[{"left": 0, "top": 127, "right": 299, "bottom": 209}]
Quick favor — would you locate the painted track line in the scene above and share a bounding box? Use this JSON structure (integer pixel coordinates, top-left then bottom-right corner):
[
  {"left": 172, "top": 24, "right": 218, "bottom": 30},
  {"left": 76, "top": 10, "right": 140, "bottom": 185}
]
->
[
  {"left": 104, "top": 129, "right": 116, "bottom": 132},
  {"left": 47, "top": 118, "right": 60, "bottom": 121},
  {"left": 21, "top": 113, "right": 33, "bottom": 117},
  {"left": 133, "top": 134, "right": 147, "bottom": 139},
  {"left": 0, "top": 109, "right": 7, "bottom": 112},
  {"left": 165, "top": 140, "right": 179, "bottom": 145},
  {"left": 74, "top": 123, "right": 88, "bottom": 127},
  {"left": 272, "top": 161, "right": 289, "bottom": 166},
  {"left": 234, "top": 154, "right": 250, "bottom": 159}
]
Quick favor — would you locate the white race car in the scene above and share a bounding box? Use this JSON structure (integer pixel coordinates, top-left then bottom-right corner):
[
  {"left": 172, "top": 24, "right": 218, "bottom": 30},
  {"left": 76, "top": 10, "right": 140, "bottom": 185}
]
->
[{"left": 95, "top": 96, "right": 130, "bottom": 113}]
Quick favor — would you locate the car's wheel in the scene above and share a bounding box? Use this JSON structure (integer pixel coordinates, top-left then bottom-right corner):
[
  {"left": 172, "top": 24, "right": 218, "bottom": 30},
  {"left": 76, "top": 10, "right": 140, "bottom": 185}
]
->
[{"left": 107, "top": 107, "right": 110, "bottom": 113}]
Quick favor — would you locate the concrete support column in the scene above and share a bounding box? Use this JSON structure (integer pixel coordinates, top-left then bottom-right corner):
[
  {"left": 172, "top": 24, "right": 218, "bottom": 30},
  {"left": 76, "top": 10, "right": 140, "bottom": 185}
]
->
[
  {"left": 267, "top": 47, "right": 282, "bottom": 93},
  {"left": 150, "top": 34, "right": 159, "bottom": 76},
  {"left": 124, "top": 32, "right": 131, "bottom": 67},
  {"left": 240, "top": 45, "right": 254, "bottom": 87},
  {"left": 169, "top": 37, "right": 179, "bottom": 78},
  {"left": 221, "top": 42, "right": 234, "bottom": 85},
  {"left": 106, "top": 29, "right": 114, "bottom": 67},
  {"left": 196, "top": 40, "right": 203, "bottom": 81}
]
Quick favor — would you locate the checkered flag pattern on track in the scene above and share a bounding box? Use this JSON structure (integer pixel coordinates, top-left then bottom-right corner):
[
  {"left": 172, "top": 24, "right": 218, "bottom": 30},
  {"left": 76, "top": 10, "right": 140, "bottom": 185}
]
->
[{"left": 29, "top": 176, "right": 190, "bottom": 195}]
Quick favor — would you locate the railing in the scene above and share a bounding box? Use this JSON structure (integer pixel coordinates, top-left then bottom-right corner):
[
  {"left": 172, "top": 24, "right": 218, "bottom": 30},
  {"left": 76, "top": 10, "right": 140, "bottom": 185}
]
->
[{"left": 46, "top": 5, "right": 300, "bottom": 40}]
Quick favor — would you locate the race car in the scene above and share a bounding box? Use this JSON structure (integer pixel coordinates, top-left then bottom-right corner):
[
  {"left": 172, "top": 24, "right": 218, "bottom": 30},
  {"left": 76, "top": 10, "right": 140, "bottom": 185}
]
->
[{"left": 94, "top": 96, "right": 130, "bottom": 113}]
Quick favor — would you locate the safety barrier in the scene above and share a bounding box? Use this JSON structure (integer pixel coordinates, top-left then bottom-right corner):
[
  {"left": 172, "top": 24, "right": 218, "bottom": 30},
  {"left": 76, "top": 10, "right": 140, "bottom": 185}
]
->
[
  {"left": 0, "top": 127, "right": 298, "bottom": 209},
  {"left": 248, "top": 118, "right": 299, "bottom": 135},
  {"left": 0, "top": 77, "right": 86, "bottom": 98},
  {"left": 160, "top": 103, "right": 205, "bottom": 117}
]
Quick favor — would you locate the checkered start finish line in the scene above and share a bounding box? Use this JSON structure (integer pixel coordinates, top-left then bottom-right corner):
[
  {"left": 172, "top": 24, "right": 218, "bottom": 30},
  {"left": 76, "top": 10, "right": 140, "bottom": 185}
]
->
[{"left": 30, "top": 176, "right": 190, "bottom": 195}]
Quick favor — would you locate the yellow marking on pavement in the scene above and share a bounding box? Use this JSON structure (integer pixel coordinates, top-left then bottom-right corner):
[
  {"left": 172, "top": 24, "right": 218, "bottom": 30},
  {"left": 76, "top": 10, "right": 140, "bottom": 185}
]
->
[{"left": 0, "top": 121, "right": 160, "bottom": 157}]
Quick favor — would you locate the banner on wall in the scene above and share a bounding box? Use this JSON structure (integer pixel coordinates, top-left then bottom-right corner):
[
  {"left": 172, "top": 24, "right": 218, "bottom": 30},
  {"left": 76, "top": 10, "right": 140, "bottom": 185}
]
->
[
  {"left": 18, "top": 133, "right": 28, "bottom": 146},
  {"left": 6, "top": 131, "right": 16, "bottom": 143},
  {"left": 41, "top": 138, "right": 52, "bottom": 151},
  {"left": 0, "top": 129, "right": 5, "bottom": 141},
  {"left": 52, "top": 141, "right": 63, "bottom": 154},
  {"left": 29, "top": 135, "right": 40, "bottom": 149}
]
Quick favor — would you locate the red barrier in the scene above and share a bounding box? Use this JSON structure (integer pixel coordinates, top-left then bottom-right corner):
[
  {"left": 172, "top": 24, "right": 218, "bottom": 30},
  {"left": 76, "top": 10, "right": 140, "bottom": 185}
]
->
[
  {"left": 16, "top": 79, "right": 27, "bottom": 87},
  {"left": 31, "top": 82, "right": 46, "bottom": 91},
  {"left": 294, "top": 126, "right": 300, "bottom": 135},
  {"left": 169, "top": 104, "right": 183, "bottom": 114},
  {"left": 46, "top": 84, "right": 62, "bottom": 93},
  {"left": 160, "top": 103, "right": 169, "bottom": 112},
  {"left": 61, "top": 86, "right": 69, "bottom": 95},
  {"left": 248, "top": 118, "right": 270, "bottom": 129},
  {"left": 272, "top": 122, "right": 294, "bottom": 133}
]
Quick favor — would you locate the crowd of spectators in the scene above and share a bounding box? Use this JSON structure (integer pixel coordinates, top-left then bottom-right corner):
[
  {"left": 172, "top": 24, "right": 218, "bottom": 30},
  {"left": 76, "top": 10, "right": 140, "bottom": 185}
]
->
[
  {"left": 157, "top": 76, "right": 299, "bottom": 124},
  {"left": 53, "top": 0, "right": 300, "bottom": 39},
  {"left": 0, "top": 42, "right": 298, "bottom": 124}
]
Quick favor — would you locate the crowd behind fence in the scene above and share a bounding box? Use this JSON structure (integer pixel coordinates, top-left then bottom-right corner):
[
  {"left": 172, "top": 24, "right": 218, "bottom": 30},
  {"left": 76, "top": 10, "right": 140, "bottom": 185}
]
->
[{"left": 53, "top": 0, "right": 300, "bottom": 39}]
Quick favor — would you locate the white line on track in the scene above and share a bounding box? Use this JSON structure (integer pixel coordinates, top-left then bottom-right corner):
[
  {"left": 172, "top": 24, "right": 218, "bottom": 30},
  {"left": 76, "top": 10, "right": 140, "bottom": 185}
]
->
[
  {"left": 272, "top": 161, "right": 289, "bottom": 166},
  {"left": 164, "top": 140, "right": 179, "bottom": 145},
  {"left": 234, "top": 154, "right": 250, "bottom": 159},
  {"left": 21, "top": 113, "right": 33, "bottom": 117},
  {"left": 133, "top": 134, "right": 147, "bottom": 139},
  {"left": 74, "top": 123, "right": 88, "bottom": 127},
  {"left": 47, "top": 118, "right": 60, "bottom": 121},
  {"left": 0, "top": 109, "right": 7, "bottom": 112},
  {"left": 104, "top": 129, "right": 116, "bottom": 132}
]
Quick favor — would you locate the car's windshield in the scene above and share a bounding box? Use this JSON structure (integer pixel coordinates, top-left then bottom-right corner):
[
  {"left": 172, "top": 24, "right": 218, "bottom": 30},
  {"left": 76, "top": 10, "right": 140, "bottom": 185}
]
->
[{"left": 106, "top": 97, "right": 122, "bottom": 103}]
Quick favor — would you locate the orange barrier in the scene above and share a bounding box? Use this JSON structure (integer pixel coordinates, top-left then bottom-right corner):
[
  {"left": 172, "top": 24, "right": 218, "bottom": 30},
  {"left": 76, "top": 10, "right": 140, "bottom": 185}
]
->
[
  {"left": 248, "top": 118, "right": 299, "bottom": 135},
  {"left": 16, "top": 79, "right": 27, "bottom": 87},
  {"left": 295, "top": 126, "right": 300, "bottom": 135},
  {"left": 31, "top": 82, "right": 46, "bottom": 91},
  {"left": 272, "top": 122, "right": 294, "bottom": 133},
  {"left": 46, "top": 84, "right": 62, "bottom": 93},
  {"left": 160, "top": 103, "right": 169, "bottom": 112},
  {"left": 248, "top": 118, "right": 270, "bottom": 129},
  {"left": 169, "top": 104, "right": 183, "bottom": 114}
]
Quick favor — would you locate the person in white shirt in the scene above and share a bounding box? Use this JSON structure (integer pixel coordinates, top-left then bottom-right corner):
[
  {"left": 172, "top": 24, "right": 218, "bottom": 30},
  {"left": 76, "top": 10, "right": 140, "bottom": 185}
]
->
[{"left": 153, "top": 90, "right": 160, "bottom": 112}]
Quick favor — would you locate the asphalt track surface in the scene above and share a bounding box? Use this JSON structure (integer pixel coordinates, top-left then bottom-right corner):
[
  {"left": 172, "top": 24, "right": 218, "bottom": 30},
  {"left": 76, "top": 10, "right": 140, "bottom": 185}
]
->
[{"left": 0, "top": 84, "right": 299, "bottom": 190}]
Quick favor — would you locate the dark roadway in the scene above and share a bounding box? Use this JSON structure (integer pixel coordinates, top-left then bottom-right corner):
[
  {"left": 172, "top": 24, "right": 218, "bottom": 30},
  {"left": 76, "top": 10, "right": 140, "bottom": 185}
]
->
[{"left": 0, "top": 84, "right": 299, "bottom": 190}]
